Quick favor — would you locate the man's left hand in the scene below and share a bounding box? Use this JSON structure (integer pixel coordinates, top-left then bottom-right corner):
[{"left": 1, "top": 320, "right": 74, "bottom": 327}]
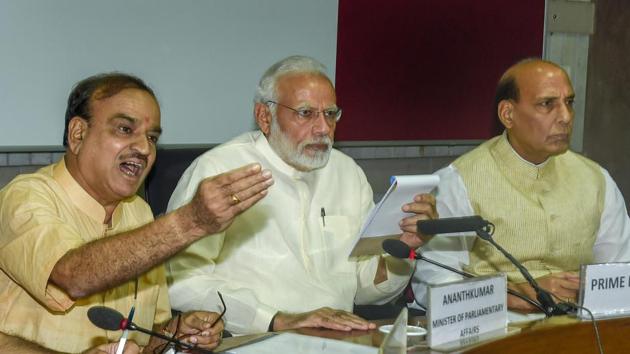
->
[{"left": 399, "top": 193, "right": 438, "bottom": 249}]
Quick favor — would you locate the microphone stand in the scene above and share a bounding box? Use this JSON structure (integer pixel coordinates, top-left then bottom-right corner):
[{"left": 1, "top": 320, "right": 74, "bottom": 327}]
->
[
  {"left": 475, "top": 224, "right": 567, "bottom": 317},
  {"left": 126, "top": 323, "right": 194, "bottom": 350},
  {"left": 415, "top": 251, "right": 472, "bottom": 278}
]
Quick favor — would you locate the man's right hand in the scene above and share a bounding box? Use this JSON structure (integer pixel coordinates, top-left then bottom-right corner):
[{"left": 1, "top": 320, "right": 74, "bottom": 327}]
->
[
  {"left": 508, "top": 271, "right": 580, "bottom": 312},
  {"left": 271, "top": 307, "right": 376, "bottom": 332},
  {"left": 83, "top": 341, "right": 139, "bottom": 354},
  {"left": 185, "top": 163, "right": 274, "bottom": 236},
  {"left": 538, "top": 271, "right": 580, "bottom": 303}
]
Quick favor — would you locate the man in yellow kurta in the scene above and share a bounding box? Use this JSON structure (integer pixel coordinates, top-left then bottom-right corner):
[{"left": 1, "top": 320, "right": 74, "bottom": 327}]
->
[
  {"left": 412, "top": 59, "right": 630, "bottom": 312},
  {"left": 0, "top": 73, "right": 273, "bottom": 353}
]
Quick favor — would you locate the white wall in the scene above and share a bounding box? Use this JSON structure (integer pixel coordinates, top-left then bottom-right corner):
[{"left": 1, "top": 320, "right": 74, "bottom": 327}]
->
[{"left": 0, "top": 0, "right": 338, "bottom": 150}]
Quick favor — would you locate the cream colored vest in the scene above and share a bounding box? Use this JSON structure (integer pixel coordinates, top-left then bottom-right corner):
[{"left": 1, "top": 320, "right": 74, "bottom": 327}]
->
[{"left": 454, "top": 134, "right": 605, "bottom": 282}]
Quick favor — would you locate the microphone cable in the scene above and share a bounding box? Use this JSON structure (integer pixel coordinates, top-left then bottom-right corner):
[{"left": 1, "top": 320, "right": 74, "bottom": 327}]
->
[
  {"left": 414, "top": 250, "right": 547, "bottom": 313},
  {"left": 157, "top": 313, "right": 182, "bottom": 354},
  {"left": 383, "top": 239, "right": 545, "bottom": 313},
  {"left": 475, "top": 222, "right": 564, "bottom": 317},
  {"left": 474, "top": 221, "right": 604, "bottom": 352},
  {"left": 412, "top": 253, "right": 604, "bottom": 354},
  {"left": 403, "top": 259, "right": 544, "bottom": 315},
  {"left": 549, "top": 294, "right": 604, "bottom": 354}
]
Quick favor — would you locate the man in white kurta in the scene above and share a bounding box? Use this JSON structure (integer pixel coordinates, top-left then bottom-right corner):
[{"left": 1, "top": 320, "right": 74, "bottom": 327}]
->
[
  {"left": 167, "top": 56, "right": 437, "bottom": 334},
  {"left": 168, "top": 130, "right": 415, "bottom": 333},
  {"left": 412, "top": 59, "right": 630, "bottom": 312}
]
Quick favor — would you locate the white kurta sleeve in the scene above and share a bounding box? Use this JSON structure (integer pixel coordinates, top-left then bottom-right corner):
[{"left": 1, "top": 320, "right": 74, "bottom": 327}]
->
[
  {"left": 166, "top": 157, "right": 277, "bottom": 334},
  {"left": 592, "top": 168, "right": 630, "bottom": 262},
  {"left": 410, "top": 165, "right": 475, "bottom": 308}
]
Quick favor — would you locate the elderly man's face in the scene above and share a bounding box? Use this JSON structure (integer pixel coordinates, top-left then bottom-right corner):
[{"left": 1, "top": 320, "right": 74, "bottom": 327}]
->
[
  {"left": 502, "top": 63, "right": 575, "bottom": 164},
  {"left": 265, "top": 73, "right": 337, "bottom": 171},
  {"left": 67, "top": 88, "right": 161, "bottom": 207}
]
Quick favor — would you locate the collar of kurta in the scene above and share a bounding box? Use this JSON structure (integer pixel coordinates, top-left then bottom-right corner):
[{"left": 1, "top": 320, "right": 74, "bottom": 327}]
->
[
  {"left": 493, "top": 131, "right": 559, "bottom": 181},
  {"left": 52, "top": 157, "right": 123, "bottom": 227}
]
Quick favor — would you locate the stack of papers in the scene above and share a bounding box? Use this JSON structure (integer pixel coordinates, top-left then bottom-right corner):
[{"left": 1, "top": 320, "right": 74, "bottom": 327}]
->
[{"left": 350, "top": 175, "right": 440, "bottom": 256}]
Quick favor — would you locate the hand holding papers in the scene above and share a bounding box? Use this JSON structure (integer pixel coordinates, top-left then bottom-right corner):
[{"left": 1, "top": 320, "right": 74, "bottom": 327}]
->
[{"left": 350, "top": 175, "right": 440, "bottom": 256}]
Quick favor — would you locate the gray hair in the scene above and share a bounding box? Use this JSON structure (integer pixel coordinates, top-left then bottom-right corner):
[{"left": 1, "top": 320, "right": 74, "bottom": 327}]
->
[{"left": 254, "top": 55, "right": 330, "bottom": 107}]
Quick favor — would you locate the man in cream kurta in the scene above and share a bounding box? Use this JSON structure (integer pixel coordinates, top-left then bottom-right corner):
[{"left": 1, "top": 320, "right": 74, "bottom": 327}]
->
[
  {"left": 167, "top": 56, "right": 437, "bottom": 334},
  {"left": 411, "top": 134, "right": 630, "bottom": 308},
  {"left": 412, "top": 59, "right": 630, "bottom": 312},
  {"left": 168, "top": 131, "right": 413, "bottom": 333}
]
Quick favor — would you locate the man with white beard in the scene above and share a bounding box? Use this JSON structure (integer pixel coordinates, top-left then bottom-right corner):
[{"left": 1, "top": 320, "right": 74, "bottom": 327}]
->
[{"left": 166, "top": 56, "right": 438, "bottom": 335}]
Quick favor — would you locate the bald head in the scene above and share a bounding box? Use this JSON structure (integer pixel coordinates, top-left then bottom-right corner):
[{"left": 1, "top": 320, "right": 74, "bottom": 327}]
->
[
  {"left": 494, "top": 59, "right": 569, "bottom": 117},
  {"left": 495, "top": 59, "right": 575, "bottom": 164}
]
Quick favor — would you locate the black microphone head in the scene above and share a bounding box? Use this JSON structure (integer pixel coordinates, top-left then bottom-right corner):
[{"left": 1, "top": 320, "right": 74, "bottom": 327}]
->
[
  {"left": 88, "top": 306, "right": 124, "bottom": 331},
  {"left": 417, "top": 216, "right": 487, "bottom": 235},
  {"left": 382, "top": 239, "right": 411, "bottom": 259}
]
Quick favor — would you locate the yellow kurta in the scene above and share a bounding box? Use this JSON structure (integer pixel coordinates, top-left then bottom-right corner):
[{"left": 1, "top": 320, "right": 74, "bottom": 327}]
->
[
  {"left": 455, "top": 134, "right": 605, "bottom": 282},
  {"left": 0, "top": 158, "right": 171, "bottom": 353}
]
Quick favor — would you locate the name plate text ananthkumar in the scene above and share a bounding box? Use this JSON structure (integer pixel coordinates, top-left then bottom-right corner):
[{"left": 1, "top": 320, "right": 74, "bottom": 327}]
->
[{"left": 427, "top": 274, "right": 507, "bottom": 347}]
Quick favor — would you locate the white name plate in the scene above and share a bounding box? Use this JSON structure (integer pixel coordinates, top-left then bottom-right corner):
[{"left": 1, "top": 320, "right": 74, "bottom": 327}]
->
[
  {"left": 579, "top": 262, "right": 630, "bottom": 319},
  {"left": 427, "top": 274, "right": 507, "bottom": 348}
]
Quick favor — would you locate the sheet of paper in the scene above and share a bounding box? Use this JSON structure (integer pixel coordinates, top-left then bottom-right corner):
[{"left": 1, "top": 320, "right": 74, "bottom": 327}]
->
[
  {"left": 212, "top": 333, "right": 276, "bottom": 353},
  {"left": 350, "top": 175, "right": 440, "bottom": 256},
  {"left": 223, "top": 332, "right": 377, "bottom": 354},
  {"left": 379, "top": 307, "right": 408, "bottom": 353}
]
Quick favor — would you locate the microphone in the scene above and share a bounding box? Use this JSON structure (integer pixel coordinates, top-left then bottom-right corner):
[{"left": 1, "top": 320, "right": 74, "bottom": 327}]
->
[
  {"left": 382, "top": 239, "right": 546, "bottom": 312},
  {"left": 88, "top": 306, "right": 125, "bottom": 331},
  {"left": 417, "top": 216, "right": 488, "bottom": 235},
  {"left": 382, "top": 239, "right": 474, "bottom": 279},
  {"left": 87, "top": 306, "right": 202, "bottom": 351}
]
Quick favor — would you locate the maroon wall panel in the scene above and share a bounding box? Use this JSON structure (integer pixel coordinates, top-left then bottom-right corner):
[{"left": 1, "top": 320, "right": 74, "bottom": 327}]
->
[{"left": 335, "top": 0, "right": 545, "bottom": 141}]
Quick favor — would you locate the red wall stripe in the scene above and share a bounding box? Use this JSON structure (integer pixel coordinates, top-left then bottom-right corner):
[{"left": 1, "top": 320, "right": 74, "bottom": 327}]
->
[{"left": 335, "top": 0, "right": 545, "bottom": 141}]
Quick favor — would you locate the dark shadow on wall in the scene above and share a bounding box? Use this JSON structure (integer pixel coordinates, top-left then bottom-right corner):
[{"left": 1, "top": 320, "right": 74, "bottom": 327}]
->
[
  {"left": 583, "top": 0, "right": 630, "bottom": 208},
  {"left": 144, "top": 147, "right": 212, "bottom": 216}
]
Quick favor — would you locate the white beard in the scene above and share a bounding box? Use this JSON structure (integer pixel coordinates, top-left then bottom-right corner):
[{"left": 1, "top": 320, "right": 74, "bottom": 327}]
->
[{"left": 267, "top": 116, "right": 332, "bottom": 171}]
